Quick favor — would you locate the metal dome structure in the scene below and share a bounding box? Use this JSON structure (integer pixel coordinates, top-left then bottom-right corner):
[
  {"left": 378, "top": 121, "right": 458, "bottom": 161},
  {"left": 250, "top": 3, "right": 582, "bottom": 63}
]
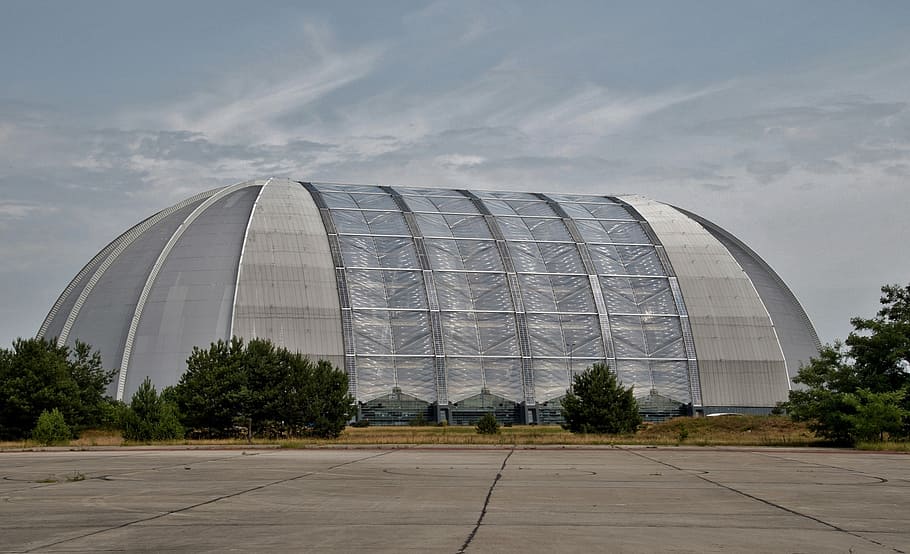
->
[{"left": 39, "top": 179, "right": 820, "bottom": 423}]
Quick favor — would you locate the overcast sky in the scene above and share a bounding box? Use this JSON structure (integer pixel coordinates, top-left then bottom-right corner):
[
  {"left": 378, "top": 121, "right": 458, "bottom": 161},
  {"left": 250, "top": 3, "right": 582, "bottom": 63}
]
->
[{"left": 1, "top": 1, "right": 909, "bottom": 350}]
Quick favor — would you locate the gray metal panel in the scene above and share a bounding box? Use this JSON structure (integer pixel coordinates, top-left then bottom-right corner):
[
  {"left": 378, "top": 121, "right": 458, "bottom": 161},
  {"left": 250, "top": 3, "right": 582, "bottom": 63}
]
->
[
  {"left": 621, "top": 195, "right": 790, "bottom": 407},
  {"left": 125, "top": 186, "right": 260, "bottom": 399},
  {"left": 231, "top": 179, "right": 344, "bottom": 371},
  {"left": 63, "top": 199, "right": 207, "bottom": 393},
  {"left": 675, "top": 208, "right": 821, "bottom": 379}
]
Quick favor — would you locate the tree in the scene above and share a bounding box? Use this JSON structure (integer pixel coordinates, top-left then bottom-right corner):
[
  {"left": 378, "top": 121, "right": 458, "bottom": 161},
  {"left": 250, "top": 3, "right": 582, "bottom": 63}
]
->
[
  {"left": 475, "top": 412, "right": 500, "bottom": 434},
  {"left": 173, "top": 337, "right": 355, "bottom": 439},
  {"left": 561, "top": 362, "right": 642, "bottom": 434},
  {"left": 32, "top": 408, "right": 72, "bottom": 446},
  {"left": 0, "top": 338, "right": 114, "bottom": 440},
  {"left": 785, "top": 283, "right": 910, "bottom": 444},
  {"left": 122, "top": 378, "right": 184, "bottom": 442}
]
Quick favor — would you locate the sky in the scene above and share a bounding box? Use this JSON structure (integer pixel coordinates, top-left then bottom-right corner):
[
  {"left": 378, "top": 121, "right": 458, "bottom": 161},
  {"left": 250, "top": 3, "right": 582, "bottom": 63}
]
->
[{"left": 1, "top": 0, "right": 909, "bottom": 349}]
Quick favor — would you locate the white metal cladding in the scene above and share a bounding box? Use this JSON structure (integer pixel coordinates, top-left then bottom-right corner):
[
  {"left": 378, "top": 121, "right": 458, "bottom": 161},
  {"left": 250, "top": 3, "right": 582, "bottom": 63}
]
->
[
  {"left": 674, "top": 207, "right": 821, "bottom": 379},
  {"left": 621, "top": 195, "right": 791, "bottom": 407},
  {"left": 118, "top": 181, "right": 263, "bottom": 400},
  {"left": 312, "top": 184, "right": 692, "bottom": 405},
  {"left": 231, "top": 180, "right": 344, "bottom": 372}
]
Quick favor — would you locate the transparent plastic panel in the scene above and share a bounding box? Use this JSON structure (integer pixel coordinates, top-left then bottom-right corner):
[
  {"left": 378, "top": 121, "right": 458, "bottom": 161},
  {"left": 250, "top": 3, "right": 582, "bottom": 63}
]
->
[
  {"left": 339, "top": 235, "right": 380, "bottom": 268},
  {"left": 482, "top": 358, "right": 524, "bottom": 402},
  {"left": 526, "top": 313, "right": 564, "bottom": 356},
  {"left": 434, "top": 271, "right": 473, "bottom": 310},
  {"left": 547, "top": 194, "right": 617, "bottom": 203},
  {"left": 352, "top": 310, "right": 393, "bottom": 355},
  {"left": 616, "top": 245, "right": 665, "bottom": 276},
  {"left": 346, "top": 270, "right": 387, "bottom": 308},
  {"left": 641, "top": 316, "right": 685, "bottom": 358},
  {"left": 476, "top": 190, "right": 540, "bottom": 200},
  {"left": 395, "top": 357, "right": 436, "bottom": 401},
  {"left": 397, "top": 187, "right": 462, "bottom": 196},
  {"left": 446, "top": 357, "right": 485, "bottom": 402},
  {"left": 589, "top": 203, "right": 636, "bottom": 220},
  {"left": 508, "top": 241, "right": 547, "bottom": 273},
  {"left": 507, "top": 200, "right": 557, "bottom": 217},
  {"left": 415, "top": 213, "right": 454, "bottom": 237},
  {"left": 538, "top": 242, "right": 584, "bottom": 273},
  {"left": 554, "top": 202, "right": 598, "bottom": 219},
  {"left": 365, "top": 211, "right": 410, "bottom": 235},
  {"left": 446, "top": 214, "right": 492, "bottom": 238},
  {"left": 425, "top": 238, "right": 464, "bottom": 270},
  {"left": 440, "top": 312, "right": 481, "bottom": 355},
  {"left": 599, "top": 276, "right": 639, "bottom": 313},
  {"left": 402, "top": 195, "right": 438, "bottom": 213},
  {"left": 320, "top": 192, "right": 358, "bottom": 209},
  {"left": 611, "top": 314, "right": 648, "bottom": 358},
  {"left": 352, "top": 193, "right": 398, "bottom": 210},
  {"left": 498, "top": 217, "right": 534, "bottom": 240},
  {"left": 574, "top": 219, "right": 612, "bottom": 243},
  {"left": 458, "top": 240, "right": 503, "bottom": 271},
  {"left": 519, "top": 274, "right": 558, "bottom": 312},
  {"left": 561, "top": 314, "right": 604, "bottom": 357},
  {"left": 476, "top": 312, "right": 519, "bottom": 356},
  {"left": 604, "top": 221, "right": 650, "bottom": 244},
  {"left": 649, "top": 360, "right": 691, "bottom": 403},
  {"left": 353, "top": 356, "right": 394, "bottom": 401},
  {"left": 615, "top": 359, "right": 652, "bottom": 395},
  {"left": 432, "top": 196, "right": 478, "bottom": 214},
  {"left": 533, "top": 358, "right": 570, "bottom": 401},
  {"left": 391, "top": 311, "right": 432, "bottom": 355},
  {"left": 374, "top": 236, "right": 419, "bottom": 268},
  {"left": 331, "top": 209, "right": 371, "bottom": 235},
  {"left": 312, "top": 183, "right": 383, "bottom": 194},
  {"left": 468, "top": 272, "right": 513, "bottom": 310},
  {"left": 524, "top": 218, "right": 572, "bottom": 241},
  {"left": 588, "top": 244, "right": 627, "bottom": 275},
  {"left": 483, "top": 199, "right": 520, "bottom": 216},
  {"left": 384, "top": 270, "right": 427, "bottom": 309},
  {"left": 551, "top": 275, "right": 596, "bottom": 313},
  {"left": 632, "top": 277, "right": 676, "bottom": 314}
]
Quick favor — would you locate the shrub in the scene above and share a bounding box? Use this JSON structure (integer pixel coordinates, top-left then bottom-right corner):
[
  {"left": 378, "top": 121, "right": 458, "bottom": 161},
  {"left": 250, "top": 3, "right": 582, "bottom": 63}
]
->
[
  {"left": 561, "top": 362, "right": 642, "bottom": 434},
  {"left": 32, "top": 408, "right": 71, "bottom": 446},
  {"left": 409, "top": 413, "right": 428, "bottom": 427},
  {"left": 122, "top": 378, "right": 183, "bottom": 442},
  {"left": 475, "top": 412, "right": 500, "bottom": 434}
]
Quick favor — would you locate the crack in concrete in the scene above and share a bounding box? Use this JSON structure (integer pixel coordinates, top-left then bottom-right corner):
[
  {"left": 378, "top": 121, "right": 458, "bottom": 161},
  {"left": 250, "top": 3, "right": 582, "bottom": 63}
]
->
[{"left": 458, "top": 448, "right": 514, "bottom": 554}]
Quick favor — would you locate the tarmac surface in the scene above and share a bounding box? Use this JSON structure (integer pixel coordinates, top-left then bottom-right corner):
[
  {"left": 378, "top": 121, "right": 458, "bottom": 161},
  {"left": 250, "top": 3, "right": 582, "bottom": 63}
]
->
[{"left": 0, "top": 446, "right": 908, "bottom": 553}]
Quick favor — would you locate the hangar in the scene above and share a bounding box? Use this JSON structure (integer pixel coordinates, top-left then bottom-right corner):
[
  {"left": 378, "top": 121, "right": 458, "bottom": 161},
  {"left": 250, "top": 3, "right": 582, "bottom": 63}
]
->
[{"left": 39, "top": 179, "right": 820, "bottom": 423}]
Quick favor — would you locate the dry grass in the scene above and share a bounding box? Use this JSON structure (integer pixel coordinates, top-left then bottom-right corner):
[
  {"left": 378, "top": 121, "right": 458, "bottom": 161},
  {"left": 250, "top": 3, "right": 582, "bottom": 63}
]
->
[{"left": 3, "top": 417, "right": 906, "bottom": 450}]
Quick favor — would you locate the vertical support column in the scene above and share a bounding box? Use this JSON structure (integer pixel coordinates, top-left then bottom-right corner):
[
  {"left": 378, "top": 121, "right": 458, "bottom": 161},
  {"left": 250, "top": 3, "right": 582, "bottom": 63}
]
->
[
  {"left": 458, "top": 190, "right": 536, "bottom": 420},
  {"left": 612, "top": 197, "right": 702, "bottom": 408},
  {"left": 301, "top": 182, "right": 358, "bottom": 401},
  {"left": 381, "top": 186, "right": 449, "bottom": 418}
]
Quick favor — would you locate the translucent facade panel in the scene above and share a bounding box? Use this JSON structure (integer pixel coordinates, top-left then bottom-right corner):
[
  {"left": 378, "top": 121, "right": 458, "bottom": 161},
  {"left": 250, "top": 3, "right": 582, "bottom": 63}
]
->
[
  {"left": 435, "top": 272, "right": 473, "bottom": 310},
  {"left": 615, "top": 360, "right": 652, "bottom": 395},
  {"left": 440, "top": 312, "right": 481, "bottom": 355},
  {"left": 400, "top": 195, "right": 438, "bottom": 213},
  {"left": 354, "top": 357, "right": 394, "bottom": 401},
  {"left": 641, "top": 316, "right": 686, "bottom": 358},
  {"left": 508, "top": 242, "right": 547, "bottom": 273},
  {"left": 396, "top": 187, "right": 462, "bottom": 196},
  {"left": 546, "top": 194, "right": 618, "bottom": 203},
  {"left": 588, "top": 203, "right": 636, "bottom": 220},
  {"left": 351, "top": 193, "right": 398, "bottom": 210},
  {"left": 616, "top": 245, "right": 664, "bottom": 275},
  {"left": 550, "top": 275, "right": 596, "bottom": 313},
  {"left": 603, "top": 221, "right": 650, "bottom": 244},
  {"left": 346, "top": 270, "right": 426, "bottom": 309},
  {"left": 415, "top": 214, "right": 454, "bottom": 237},
  {"left": 467, "top": 273, "right": 512, "bottom": 311},
  {"left": 611, "top": 315, "right": 648, "bottom": 358},
  {"left": 498, "top": 217, "right": 534, "bottom": 240},
  {"left": 352, "top": 310, "right": 432, "bottom": 355},
  {"left": 331, "top": 209, "right": 371, "bottom": 234},
  {"left": 375, "top": 237, "right": 419, "bottom": 268},
  {"left": 476, "top": 312, "right": 519, "bottom": 356},
  {"left": 537, "top": 242, "right": 584, "bottom": 273},
  {"left": 574, "top": 219, "right": 612, "bottom": 243},
  {"left": 339, "top": 235, "right": 380, "bottom": 268},
  {"left": 559, "top": 315, "right": 604, "bottom": 358},
  {"left": 364, "top": 211, "right": 410, "bottom": 235},
  {"left": 458, "top": 240, "right": 503, "bottom": 271},
  {"left": 650, "top": 360, "right": 691, "bottom": 403},
  {"left": 483, "top": 199, "right": 521, "bottom": 216},
  {"left": 482, "top": 358, "right": 524, "bottom": 402},
  {"left": 599, "top": 276, "right": 639, "bottom": 313},
  {"left": 429, "top": 196, "right": 479, "bottom": 214},
  {"left": 526, "top": 314, "right": 564, "bottom": 356},
  {"left": 519, "top": 274, "right": 558, "bottom": 312},
  {"left": 446, "top": 214, "right": 492, "bottom": 238},
  {"left": 588, "top": 244, "right": 627, "bottom": 275},
  {"left": 390, "top": 311, "right": 432, "bottom": 355},
  {"left": 524, "top": 218, "right": 572, "bottom": 241},
  {"left": 320, "top": 192, "right": 358, "bottom": 209},
  {"left": 475, "top": 190, "right": 541, "bottom": 200},
  {"left": 425, "top": 239, "right": 463, "bottom": 269},
  {"left": 395, "top": 357, "right": 436, "bottom": 401},
  {"left": 312, "top": 183, "right": 383, "bottom": 194},
  {"left": 446, "top": 357, "right": 485, "bottom": 402},
  {"left": 600, "top": 277, "right": 677, "bottom": 314},
  {"left": 128, "top": 187, "right": 258, "bottom": 395},
  {"left": 556, "top": 202, "right": 601, "bottom": 220},
  {"left": 507, "top": 200, "right": 558, "bottom": 217},
  {"left": 352, "top": 310, "right": 392, "bottom": 355},
  {"left": 533, "top": 358, "right": 571, "bottom": 401}
]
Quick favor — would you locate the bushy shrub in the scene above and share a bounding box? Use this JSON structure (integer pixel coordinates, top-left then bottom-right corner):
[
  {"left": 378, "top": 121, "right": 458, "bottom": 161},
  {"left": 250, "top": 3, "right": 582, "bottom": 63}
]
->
[
  {"left": 561, "top": 363, "right": 642, "bottom": 434},
  {"left": 475, "top": 412, "right": 500, "bottom": 434},
  {"left": 122, "top": 378, "right": 183, "bottom": 442},
  {"left": 32, "top": 408, "right": 71, "bottom": 445}
]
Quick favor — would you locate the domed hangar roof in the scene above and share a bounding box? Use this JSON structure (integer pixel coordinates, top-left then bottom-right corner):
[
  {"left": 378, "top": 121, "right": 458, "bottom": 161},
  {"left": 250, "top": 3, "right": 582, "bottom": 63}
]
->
[{"left": 39, "top": 179, "right": 820, "bottom": 417}]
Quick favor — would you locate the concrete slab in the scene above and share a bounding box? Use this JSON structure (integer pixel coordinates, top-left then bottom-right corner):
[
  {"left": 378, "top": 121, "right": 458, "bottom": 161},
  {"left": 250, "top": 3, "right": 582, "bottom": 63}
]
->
[{"left": 0, "top": 447, "right": 907, "bottom": 553}]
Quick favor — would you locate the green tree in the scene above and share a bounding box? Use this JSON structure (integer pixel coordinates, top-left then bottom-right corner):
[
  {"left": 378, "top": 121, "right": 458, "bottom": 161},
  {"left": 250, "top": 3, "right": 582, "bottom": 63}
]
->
[
  {"left": 122, "top": 377, "right": 184, "bottom": 442},
  {"left": 786, "top": 283, "right": 910, "bottom": 444},
  {"left": 475, "top": 412, "right": 500, "bottom": 435},
  {"left": 32, "top": 408, "right": 72, "bottom": 446},
  {"left": 561, "top": 362, "right": 642, "bottom": 434},
  {"left": 173, "top": 337, "right": 354, "bottom": 439},
  {"left": 0, "top": 338, "right": 114, "bottom": 440}
]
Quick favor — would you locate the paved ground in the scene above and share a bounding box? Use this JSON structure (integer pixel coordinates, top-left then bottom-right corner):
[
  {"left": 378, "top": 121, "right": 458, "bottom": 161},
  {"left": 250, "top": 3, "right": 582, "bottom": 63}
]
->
[{"left": 0, "top": 446, "right": 907, "bottom": 553}]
